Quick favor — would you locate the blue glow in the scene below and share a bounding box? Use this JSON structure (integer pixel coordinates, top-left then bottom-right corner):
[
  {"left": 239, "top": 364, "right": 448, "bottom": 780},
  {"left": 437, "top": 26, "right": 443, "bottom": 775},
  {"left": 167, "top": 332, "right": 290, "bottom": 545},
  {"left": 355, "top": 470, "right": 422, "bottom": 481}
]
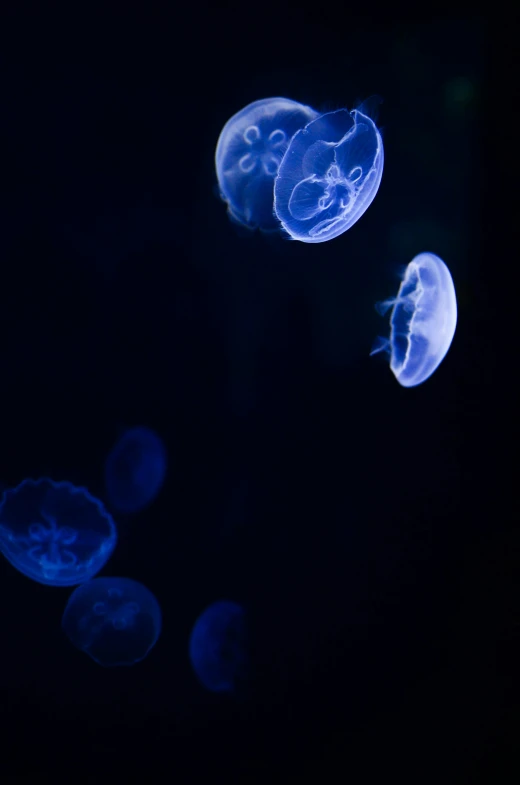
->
[
  {"left": 0, "top": 478, "right": 117, "bottom": 586},
  {"left": 215, "top": 97, "right": 318, "bottom": 232},
  {"left": 189, "top": 600, "right": 247, "bottom": 693},
  {"left": 273, "top": 107, "right": 384, "bottom": 243},
  {"left": 61, "top": 576, "right": 162, "bottom": 666},
  {"left": 104, "top": 426, "right": 167, "bottom": 514},
  {"left": 371, "top": 252, "right": 458, "bottom": 387}
]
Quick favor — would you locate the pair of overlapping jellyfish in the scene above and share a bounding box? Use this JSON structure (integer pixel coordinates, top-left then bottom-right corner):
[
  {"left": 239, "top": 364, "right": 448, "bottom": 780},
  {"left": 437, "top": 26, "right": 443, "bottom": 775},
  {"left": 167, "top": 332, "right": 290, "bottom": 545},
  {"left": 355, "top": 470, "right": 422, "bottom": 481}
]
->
[
  {"left": 216, "top": 97, "right": 384, "bottom": 241},
  {"left": 0, "top": 427, "right": 168, "bottom": 666}
]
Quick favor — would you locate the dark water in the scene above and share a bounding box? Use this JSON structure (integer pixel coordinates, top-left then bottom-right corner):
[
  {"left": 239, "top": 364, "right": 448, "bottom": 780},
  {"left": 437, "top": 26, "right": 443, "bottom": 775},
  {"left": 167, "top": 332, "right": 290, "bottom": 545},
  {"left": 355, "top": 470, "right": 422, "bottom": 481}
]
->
[{"left": 0, "top": 7, "right": 508, "bottom": 785}]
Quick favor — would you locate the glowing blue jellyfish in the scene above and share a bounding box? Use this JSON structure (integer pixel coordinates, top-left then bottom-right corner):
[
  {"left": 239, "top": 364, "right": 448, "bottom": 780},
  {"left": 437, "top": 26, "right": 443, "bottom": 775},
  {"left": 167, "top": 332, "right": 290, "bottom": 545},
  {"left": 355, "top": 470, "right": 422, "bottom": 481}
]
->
[
  {"left": 0, "top": 478, "right": 117, "bottom": 586},
  {"left": 61, "top": 577, "right": 162, "bottom": 666},
  {"left": 371, "top": 252, "right": 457, "bottom": 387},
  {"left": 273, "top": 106, "right": 384, "bottom": 243},
  {"left": 215, "top": 97, "right": 318, "bottom": 232},
  {"left": 104, "top": 426, "right": 167, "bottom": 514},
  {"left": 189, "top": 600, "right": 247, "bottom": 693}
]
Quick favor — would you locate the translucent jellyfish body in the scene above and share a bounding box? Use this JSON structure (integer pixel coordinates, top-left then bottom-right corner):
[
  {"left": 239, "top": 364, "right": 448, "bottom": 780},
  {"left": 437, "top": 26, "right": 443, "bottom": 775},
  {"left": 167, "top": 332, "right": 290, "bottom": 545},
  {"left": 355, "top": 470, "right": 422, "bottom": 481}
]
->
[
  {"left": 372, "top": 252, "right": 457, "bottom": 387},
  {"left": 189, "top": 600, "right": 247, "bottom": 693},
  {"left": 62, "top": 577, "right": 162, "bottom": 666},
  {"left": 0, "top": 478, "right": 117, "bottom": 586},
  {"left": 215, "top": 97, "right": 318, "bottom": 231},
  {"left": 273, "top": 107, "right": 384, "bottom": 243},
  {"left": 104, "top": 427, "right": 167, "bottom": 514}
]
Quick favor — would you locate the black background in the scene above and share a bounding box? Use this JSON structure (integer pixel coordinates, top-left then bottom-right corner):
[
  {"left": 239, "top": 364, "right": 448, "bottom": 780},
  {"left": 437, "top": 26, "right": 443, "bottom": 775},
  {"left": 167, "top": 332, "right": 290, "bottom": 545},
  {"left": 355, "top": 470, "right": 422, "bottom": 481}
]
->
[{"left": 0, "top": 5, "right": 513, "bottom": 785}]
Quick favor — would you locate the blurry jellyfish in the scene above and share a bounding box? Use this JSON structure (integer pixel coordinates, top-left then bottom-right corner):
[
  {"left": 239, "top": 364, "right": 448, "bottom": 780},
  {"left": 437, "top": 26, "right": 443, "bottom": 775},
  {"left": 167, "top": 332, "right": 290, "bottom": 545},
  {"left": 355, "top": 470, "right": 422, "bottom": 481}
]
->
[
  {"left": 62, "top": 576, "right": 162, "bottom": 666},
  {"left": 273, "top": 106, "right": 384, "bottom": 243},
  {"left": 371, "top": 252, "right": 457, "bottom": 387},
  {"left": 215, "top": 97, "right": 318, "bottom": 232},
  {"left": 189, "top": 600, "right": 247, "bottom": 694},
  {"left": 0, "top": 478, "right": 117, "bottom": 586},
  {"left": 104, "top": 426, "right": 167, "bottom": 514}
]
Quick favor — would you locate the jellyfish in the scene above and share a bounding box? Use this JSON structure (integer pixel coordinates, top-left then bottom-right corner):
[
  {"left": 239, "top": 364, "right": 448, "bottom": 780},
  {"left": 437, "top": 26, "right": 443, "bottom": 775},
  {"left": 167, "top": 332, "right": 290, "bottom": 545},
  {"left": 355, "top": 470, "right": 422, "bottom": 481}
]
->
[
  {"left": 0, "top": 478, "right": 117, "bottom": 586},
  {"left": 215, "top": 97, "right": 319, "bottom": 232},
  {"left": 104, "top": 426, "right": 167, "bottom": 514},
  {"left": 189, "top": 600, "right": 247, "bottom": 694},
  {"left": 61, "top": 577, "right": 162, "bottom": 666},
  {"left": 371, "top": 252, "right": 457, "bottom": 388},
  {"left": 273, "top": 106, "right": 384, "bottom": 243}
]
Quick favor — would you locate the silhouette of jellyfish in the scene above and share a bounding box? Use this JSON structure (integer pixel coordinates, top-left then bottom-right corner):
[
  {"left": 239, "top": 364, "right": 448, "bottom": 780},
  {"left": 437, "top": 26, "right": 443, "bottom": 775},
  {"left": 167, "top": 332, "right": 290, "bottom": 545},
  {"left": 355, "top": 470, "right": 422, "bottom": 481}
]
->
[
  {"left": 273, "top": 106, "right": 384, "bottom": 243},
  {"left": 0, "top": 478, "right": 117, "bottom": 586},
  {"left": 215, "top": 97, "right": 318, "bottom": 232},
  {"left": 61, "top": 577, "right": 162, "bottom": 666},
  {"left": 371, "top": 252, "right": 457, "bottom": 387},
  {"left": 104, "top": 426, "right": 167, "bottom": 514},
  {"left": 189, "top": 600, "right": 247, "bottom": 694}
]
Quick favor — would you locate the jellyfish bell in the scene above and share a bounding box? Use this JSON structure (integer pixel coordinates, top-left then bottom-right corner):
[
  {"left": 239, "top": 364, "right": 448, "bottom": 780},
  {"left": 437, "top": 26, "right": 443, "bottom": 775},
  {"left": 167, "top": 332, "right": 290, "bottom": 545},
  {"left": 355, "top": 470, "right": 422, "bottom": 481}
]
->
[
  {"left": 0, "top": 478, "right": 117, "bottom": 586},
  {"left": 273, "top": 104, "right": 384, "bottom": 243},
  {"left": 189, "top": 600, "right": 248, "bottom": 695},
  {"left": 104, "top": 426, "right": 167, "bottom": 514},
  {"left": 215, "top": 97, "right": 319, "bottom": 233},
  {"left": 61, "top": 576, "right": 162, "bottom": 666},
  {"left": 372, "top": 252, "right": 458, "bottom": 388}
]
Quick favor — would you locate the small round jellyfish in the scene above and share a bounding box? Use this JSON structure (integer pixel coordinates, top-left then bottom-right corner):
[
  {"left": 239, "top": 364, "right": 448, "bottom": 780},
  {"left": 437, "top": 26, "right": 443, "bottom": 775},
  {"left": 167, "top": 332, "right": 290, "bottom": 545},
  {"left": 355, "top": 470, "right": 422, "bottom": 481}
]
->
[
  {"left": 371, "top": 252, "right": 457, "bottom": 387},
  {"left": 0, "top": 478, "right": 117, "bottom": 586},
  {"left": 189, "top": 600, "right": 247, "bottom": 694},
  {"left": 215, "top": 97, "right": 319, "bottom": 232},
  {"left": 273, "top": 107, "right": 384, "bottom": 243},
  {"left": 104, "top": 426, "right": 167, "bottom": 514},
  {"left": 61, "top": 577, "right": 162, "bottom": 666}
]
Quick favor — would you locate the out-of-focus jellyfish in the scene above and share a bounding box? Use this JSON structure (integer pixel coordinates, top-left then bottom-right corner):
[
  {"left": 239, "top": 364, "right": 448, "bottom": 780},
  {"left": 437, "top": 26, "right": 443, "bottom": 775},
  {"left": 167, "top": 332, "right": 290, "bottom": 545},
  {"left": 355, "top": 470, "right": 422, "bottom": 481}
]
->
[
  {"left": 61, "top": 576, "right": 162, "bottom": 666},
  {"left": 215, "top": 97, "right": 318, "bottom": 232},
  {"left": 189, "top": 600, "right": 247, "bottom": 693},
  {"left": 273, "top": 106, "right": 384, "bottom": 243},
  {"left": 0, "top": 478, "right": 117, "bottom": 586},
  {"left": 371, "top": 252, "right": 457, "bottom": 387},
  {"left": 104, "top": 426, "right": 167, "bottom": 514}
]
